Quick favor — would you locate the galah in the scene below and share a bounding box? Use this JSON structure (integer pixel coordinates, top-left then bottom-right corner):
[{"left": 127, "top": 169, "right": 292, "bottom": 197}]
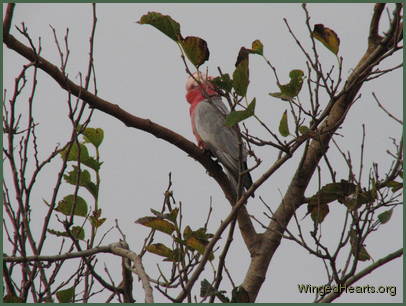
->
[{"left": 185, "top": 72, "right": 254, "bottom": 195}]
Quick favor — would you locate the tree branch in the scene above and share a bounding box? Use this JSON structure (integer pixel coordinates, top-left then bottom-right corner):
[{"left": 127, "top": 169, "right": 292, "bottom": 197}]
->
[
  {"left": 3, "top": 3, "right": 15, "bottom": 38},
  {"left": 4, "top": 243, "right": 113, "bottom": 263},
  {"left": 241, "top": 4, "right": 403, "bottom": 301},
  {"left": 4, "top": 241, "right": 154, "bottom": 303},
  {"left": 372, "top": 92, "right": 403, "bottom": 125},
  {"left": 111, "top": 243, "right": 154, "bottom": 303},
  {"left": 369, "top": 3, "right": 385, "bottom": 45},
  {"left": 318, "top": 248, "right": 403, "bottom": 303}
]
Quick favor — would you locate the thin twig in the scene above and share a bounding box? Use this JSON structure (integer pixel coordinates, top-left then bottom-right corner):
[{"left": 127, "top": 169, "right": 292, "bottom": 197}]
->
[
  {"left": 318, "top": 248, "right": 403, "bottom": 303},
  {"left": 372, "top": 92, "right": 403, "bottom": 125}
]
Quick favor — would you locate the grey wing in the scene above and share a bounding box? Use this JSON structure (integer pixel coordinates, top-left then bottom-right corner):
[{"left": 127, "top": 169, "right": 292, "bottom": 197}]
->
[
  {"left": 194, "top": 98, "right": 245, "bottom": 176},
  {"left": 210, "top": 96, "right": 229, "bottom": 116}
]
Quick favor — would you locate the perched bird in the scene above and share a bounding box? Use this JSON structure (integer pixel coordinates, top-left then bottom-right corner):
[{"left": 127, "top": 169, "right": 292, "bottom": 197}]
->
[{"left": 185, "top": 72, "right": 254, "bottom": 196}]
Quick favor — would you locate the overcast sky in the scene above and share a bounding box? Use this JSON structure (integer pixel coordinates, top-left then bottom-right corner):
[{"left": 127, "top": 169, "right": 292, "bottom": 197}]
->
[{"left": 3, "top": 3, "right": 403, "bottom": 302}]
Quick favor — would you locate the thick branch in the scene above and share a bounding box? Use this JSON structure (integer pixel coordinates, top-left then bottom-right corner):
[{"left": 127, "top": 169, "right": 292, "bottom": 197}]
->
[
  {"left": 318, "top": 248, "right": 403, "bottom": 303},
  {"left": 111, "top": 243, "right": 154, "bottom": 303},
  {"left": 3, "top": 3, "right": 15, "bottom": 38},
  {"left": 369, "top": 4, "right": 385, "bottom": 45}
]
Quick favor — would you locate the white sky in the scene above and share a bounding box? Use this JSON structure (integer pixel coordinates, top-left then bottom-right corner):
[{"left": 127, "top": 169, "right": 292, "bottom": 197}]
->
[{"left": 3, "top": 3, "right": 403, "bottom": 303}]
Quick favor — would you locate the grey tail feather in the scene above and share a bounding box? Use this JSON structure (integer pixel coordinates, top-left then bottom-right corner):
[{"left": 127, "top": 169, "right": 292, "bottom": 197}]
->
[
  {"left": 242, "top": 162, "right": 254, "bottom": 198},
  {"left": 226, "top": 163, "right": 254, "bottom": 198}
]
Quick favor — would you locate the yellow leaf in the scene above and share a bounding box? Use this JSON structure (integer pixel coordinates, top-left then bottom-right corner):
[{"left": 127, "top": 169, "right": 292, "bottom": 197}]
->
[
  {"left": 349, "top": 230, "right": 371, "bottom": 261},
  {"left": 309, "top": 203, "right": 329, "bottom": 223},
  {"left": 181, "top": 36, "right": 210, "bottom": 68},
  {"left": 138, "top": 11, "right": 182, "bottom": 42},
  {"left": 146, "top": 243, "right": 173, "bottom": 258},
  {"left": 186, "top": 237, "right": 214, "bottom": 260},
  {"left": 136, "top": 216, "right": 175, "bottom": 235},
  {"left": 251, "top": 39, "right": 263, "bottom": 55},
  {"left": 312, "top": 24, "right": 340, "bottom": 55}
]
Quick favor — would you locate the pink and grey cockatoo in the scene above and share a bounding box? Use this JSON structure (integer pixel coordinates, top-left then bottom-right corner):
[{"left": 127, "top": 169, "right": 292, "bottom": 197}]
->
[{"left": 185, "top": 72, "right": 253, "bottom": 195}]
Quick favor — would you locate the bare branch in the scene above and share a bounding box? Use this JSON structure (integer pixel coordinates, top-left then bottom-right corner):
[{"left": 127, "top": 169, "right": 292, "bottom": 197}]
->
[
  {"left": 5, "top": 241, "right": 154, "bottom": 302},
  {"left": 318, "top": 248, "right": 403, "bottom": 303},
  {"left": 372, "top": 92, "right": 403, "bottom": 125}
]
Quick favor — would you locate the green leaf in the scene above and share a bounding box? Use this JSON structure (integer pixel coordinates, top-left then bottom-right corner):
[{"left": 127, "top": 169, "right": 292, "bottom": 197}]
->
[
  {"left": 181, "top": 36, "right": 209, "bottom": 67},
  {"left": 138, "top": 11, "right": 182, "bottom": 42},
  {"left": 150, "top": 208, "right": 165, "bottom": 218},
  {"left": 231, "top": 286, "right": 250, "bottom": 303},
  {"left": 70, "top": 226, "right": 85, "bottom": 240},
  {"left": 89, "top": 209, "right": 106, "bottom": 228},
  {"left": 150, "top": 207, "right": 179, "bottom": 224},
  {"left": 185, "top": 236, "right": 214, "bottom": 260},
  {"left": 278, "top": 110, "right": 290, "bottom": 137},
  {"left": 251, "top": 39, "right": 264, "bottom": 55},
  {"left": 378, "top": 208, "right": 393, "bottom": 224},
  {"left": 167, "top": 207, "right": 179, "bottom": 223},
  {"left": 270, "top": 69, "right": 304, "bottom": 101},
  {"left": 341, "top": 182, "right": 377, "bottom": 211},
  {"left": 192, "top": 227, "right": 214, "bottom": 242},
  {"left": 56, "top": 286, "right": 75, "bottom": 303},
  {"left": 55, "top": 195, "right": 88, "bottom": 217},
  {"left": 136, "top": 216, "right": 176, "bottom": 235},
  {"left": 3, "top": 294, "right": 24, "bottom": 303},
  {"left": 312, "top": 24, "right": 340, "bottom": 55},
  {"left": 145, "top": 243, "right": 173, "bottom": 258},
  {"left": 146, "top": 243, "right": 181, "bottom": 262},
  {"left": 63, "top": 165, "right": 91, "bottom": 187},
  {"left": 60, "top": 142, "right": 90, "bottom": 164},
  {"left": 48, "top": 226, "right": 85, "bottom": 241},
  {"left": 183, "top": 226, "right": 214, "bottom": 260},
  {"left": 83, "top": 157, "right": 102, "bottom": 171},
  {"left": 211, "top": 73, "right": 233, "bottom": 92},
  {"left": 60, "top": 142, "right": 101, "bottom": 171},
  {"left": 47, "top": 228, "right": 67, "bottom": 237},
  {"left": 224, "top": 98, "right": 256, "bottom": 127},
  {"left": 215, "top": 292, "right": 230, "bottom": 303},
  {"left": 342, "top": 189, "right": 376, "bottom": 210},
  {"left": 86, "top": 182, "right": 98, "bottom": 199},
  {"left": 349, "top": 229, "right": 371, "bottom": 261},
  {"left": 356, "top": 245, "right": 371, "bottom": 261},
  {"left": 82, "top": 127, "right": 104, "bottom": 148},
  {"left": 298, "top": 125, "right": 311, "bottom": 135},
  {"left": 63, "top": 166, "right": 98, "bottom": 199},
  {"left": 200, "top": 279, "right": 230, "bottom": 302},
  {"left": 309, "top": 181, "right": 356, "bottom": 207},
  {"left": 163, "top": 248, "right": 183, "bottom": 262},
  {"left": 90, "top": 216, "right": 106, "bottom": 228},
  {"left": 386, "top": 180, "right": 403, "bottom": 192},
  {"left": 307, "top": 181, "right": 356, "bottom": 223},
  {"left": 183, "top": 225, "right": 193, "bottom": 240},
  {"left": 200, "top": 279, "right": 214, "bottom": 298},
  {"left": 310, "top": 204, "right": 330, "bottom": 224},
  {"left": 232, "top": 47, "right": 250, "bottom": 96}
]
